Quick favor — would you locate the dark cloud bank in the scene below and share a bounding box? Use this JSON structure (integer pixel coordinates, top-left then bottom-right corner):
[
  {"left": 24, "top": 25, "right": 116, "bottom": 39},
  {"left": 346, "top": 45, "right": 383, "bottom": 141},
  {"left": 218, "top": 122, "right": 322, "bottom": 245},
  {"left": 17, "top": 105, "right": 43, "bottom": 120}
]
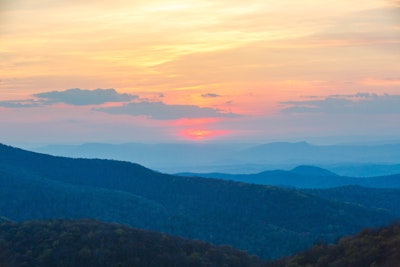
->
[
  {"left": 0, "top": 88, "right": 240, "bottom": 120},
  {"left": 94, "top": 101, "right": 239, "bottom": 120},
  {"left": 0, "top": 88, "right": 138, "bottom": 108},
  {"left": 34, "top": 88, "right": 138, "bottom": 105},
  {"left": 201, "top": 93, "right": 221, "bottom": 98}
]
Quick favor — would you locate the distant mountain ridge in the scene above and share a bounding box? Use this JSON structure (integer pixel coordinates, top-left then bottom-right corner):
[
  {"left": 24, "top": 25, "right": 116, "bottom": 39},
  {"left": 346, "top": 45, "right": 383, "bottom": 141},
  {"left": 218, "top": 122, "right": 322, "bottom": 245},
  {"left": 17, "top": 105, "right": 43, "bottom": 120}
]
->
[
  {"left": 1, "top": 143, "right": 398, "bottom": 259},
  {"left": 178, "top": 165, "right": 400, "bottom": 189},
  {"left": 290, "top": 165, "right": 338, "bottom": 177},
  {"left": 31, "top": 141, "right": 400, "bottom": 175},
  {"left": 239, "top": 141, "right": 400, "bottom": 164}
]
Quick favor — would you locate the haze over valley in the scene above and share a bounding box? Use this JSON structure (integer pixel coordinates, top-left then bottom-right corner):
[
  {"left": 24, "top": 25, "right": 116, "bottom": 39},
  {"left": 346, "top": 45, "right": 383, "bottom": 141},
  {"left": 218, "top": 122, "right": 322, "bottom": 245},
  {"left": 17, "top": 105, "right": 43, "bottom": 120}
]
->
[
  {"left": 1, "top": 0, "right": 400, "bottom": 265},
  {"left": 32, "top": 141, "right": 400, "bottom": 176}
]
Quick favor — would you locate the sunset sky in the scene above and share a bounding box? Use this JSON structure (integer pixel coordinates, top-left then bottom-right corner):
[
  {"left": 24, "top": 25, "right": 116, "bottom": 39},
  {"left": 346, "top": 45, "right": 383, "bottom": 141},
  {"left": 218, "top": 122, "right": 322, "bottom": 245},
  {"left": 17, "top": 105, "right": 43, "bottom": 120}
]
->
[{"left": 1, "top": 0, "right": 399, "bottom": 145}]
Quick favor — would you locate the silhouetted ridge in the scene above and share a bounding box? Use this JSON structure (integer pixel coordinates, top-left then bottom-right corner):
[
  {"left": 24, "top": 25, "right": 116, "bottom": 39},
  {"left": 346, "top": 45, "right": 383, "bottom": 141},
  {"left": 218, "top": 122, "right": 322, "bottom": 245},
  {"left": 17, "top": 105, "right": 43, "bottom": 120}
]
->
[
  {"left": 179, "top": 167, "right": 400, "bottom": 189},
  {"left": 291, "top": 165, "right": 338, "bottom": 177},
  {"left": 0, "top": 143, "right": 165, "bottom": 190}
]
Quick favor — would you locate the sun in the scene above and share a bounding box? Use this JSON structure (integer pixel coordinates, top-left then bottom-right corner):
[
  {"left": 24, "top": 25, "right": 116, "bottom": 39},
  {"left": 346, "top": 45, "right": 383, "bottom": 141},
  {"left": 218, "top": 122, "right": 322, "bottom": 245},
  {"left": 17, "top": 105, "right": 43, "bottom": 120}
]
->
[
  {"left": 185, "top": 130, "right": 213, "bottom": 140},
  {"left": 180, "top": 129, "right": 228, "bottom": 141}
]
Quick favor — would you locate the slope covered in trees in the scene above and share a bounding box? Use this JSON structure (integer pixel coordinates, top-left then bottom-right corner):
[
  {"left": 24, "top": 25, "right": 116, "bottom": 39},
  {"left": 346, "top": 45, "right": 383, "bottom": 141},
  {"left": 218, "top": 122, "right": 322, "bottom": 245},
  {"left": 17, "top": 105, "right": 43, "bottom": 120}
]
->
[
  {"left": 269, "top": 223, "right": 400, "bottom": 267},
  {"left": 0, "top": 143, "right": 398, "bottom": 259},
  {"left": 306, "top": 186, "right": 400, "bottom": 217},
  {"left": 0, "top": 219, "right": 264, "bottom": 267}
]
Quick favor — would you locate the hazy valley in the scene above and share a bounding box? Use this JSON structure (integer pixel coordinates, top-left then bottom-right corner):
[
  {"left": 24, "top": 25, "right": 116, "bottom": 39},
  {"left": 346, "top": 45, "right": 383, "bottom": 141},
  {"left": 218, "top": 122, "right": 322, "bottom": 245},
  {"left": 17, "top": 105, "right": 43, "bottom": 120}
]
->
[
  {"left": 3, "top": 0, "right": 399, "bottom": 265},
  {"left": 32, "top": 141, "right": 400, "bottom": 176}
]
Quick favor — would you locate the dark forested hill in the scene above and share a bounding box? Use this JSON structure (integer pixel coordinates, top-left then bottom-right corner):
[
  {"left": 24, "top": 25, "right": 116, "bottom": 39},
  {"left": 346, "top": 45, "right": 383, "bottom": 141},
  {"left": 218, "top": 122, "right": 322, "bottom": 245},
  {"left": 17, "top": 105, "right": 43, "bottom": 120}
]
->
[
  {"left": 269, "top": 223, "right": 400, "bottom": 267},
  {"left": 0, "top": 219, "right": 264, "bottom": 267},
  {"left": 0, "top": 143, "right": 398, "bottom": 259}
]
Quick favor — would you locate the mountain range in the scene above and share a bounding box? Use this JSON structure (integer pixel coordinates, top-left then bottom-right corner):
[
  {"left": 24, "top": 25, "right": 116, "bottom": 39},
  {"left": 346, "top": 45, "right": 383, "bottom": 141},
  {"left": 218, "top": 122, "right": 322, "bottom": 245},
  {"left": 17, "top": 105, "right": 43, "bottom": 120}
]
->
[
  {"left": 178, "top": 165, "right": 400, "bottom": 189},
  {"left": 31, "top": 141, "right": 400, "bottom": 175},
  {"left": 1, "top": 143, "right": 400, "bottom": 259}
]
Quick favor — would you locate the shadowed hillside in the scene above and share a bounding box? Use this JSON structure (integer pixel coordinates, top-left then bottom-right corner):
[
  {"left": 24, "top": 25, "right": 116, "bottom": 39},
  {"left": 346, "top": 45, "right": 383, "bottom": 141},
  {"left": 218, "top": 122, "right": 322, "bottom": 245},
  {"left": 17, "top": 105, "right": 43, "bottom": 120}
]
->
[
  {"left": 0, "top": 143, "right": 398, "bottom": 259},
  {"left": 0, "top": 219, "right": 265, "bottom": 267},
  {"left": 306, "top": 186, "right": 400, "bottom": 217},
  {"left": 269, "top": 223, "right": 400, "bottom": 267}
]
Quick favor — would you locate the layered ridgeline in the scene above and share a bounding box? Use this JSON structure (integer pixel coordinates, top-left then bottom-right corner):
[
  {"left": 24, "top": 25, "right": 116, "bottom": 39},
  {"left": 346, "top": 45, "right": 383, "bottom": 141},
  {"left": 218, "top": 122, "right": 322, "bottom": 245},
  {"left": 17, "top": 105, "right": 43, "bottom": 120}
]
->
[
  {"left": 32, "top": 141, "right": 400, "bottom": 175},
  {"left": 0, "top": 143, "right": 398, "bottom": 259},
  {"left": 0, "top": 219, "right": 264, "bottom": 267},
  {"left": 178, "top": 165, "right": 400, "bottom": 189}
]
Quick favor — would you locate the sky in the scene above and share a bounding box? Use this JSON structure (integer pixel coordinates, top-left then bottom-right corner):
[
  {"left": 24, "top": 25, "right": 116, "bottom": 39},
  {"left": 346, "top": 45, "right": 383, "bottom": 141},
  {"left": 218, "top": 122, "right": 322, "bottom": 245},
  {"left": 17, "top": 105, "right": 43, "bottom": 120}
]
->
[{"left": 1, "top": 0, "right": 399, "bottom": 145}]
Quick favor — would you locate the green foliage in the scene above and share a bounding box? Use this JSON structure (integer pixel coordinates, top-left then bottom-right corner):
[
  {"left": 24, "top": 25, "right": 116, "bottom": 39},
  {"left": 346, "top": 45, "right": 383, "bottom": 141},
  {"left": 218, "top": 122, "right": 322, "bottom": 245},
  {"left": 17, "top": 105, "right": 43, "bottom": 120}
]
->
[
  {"left": 0, "top": 219, "right": 264, "bottom": 267},
  {"left": 0, "top": 143, "right": 397, "bottom": 259},
  {"left": 268, "top": 223, "right": 400, "bottom": 267}
]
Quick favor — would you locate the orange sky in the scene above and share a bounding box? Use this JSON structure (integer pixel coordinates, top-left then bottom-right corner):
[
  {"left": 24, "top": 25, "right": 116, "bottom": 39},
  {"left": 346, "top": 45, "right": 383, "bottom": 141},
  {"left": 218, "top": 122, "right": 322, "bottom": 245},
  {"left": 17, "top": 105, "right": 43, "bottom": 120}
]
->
[{"left": 0, "top": 0, "right": 399, "bottom": 144}]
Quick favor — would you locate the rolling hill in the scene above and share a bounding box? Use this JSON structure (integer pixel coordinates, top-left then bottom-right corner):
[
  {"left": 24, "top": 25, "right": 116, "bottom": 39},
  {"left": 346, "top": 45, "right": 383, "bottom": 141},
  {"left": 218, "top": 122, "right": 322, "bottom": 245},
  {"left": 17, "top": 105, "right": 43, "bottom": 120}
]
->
[
  {"left": 268, "top": 223, "right": 400, "bottom": 267},
  {"left": 0, "top": 219, "right": 265, "bottom": 267},
  {"left": 0, "top": 143, "right": 398, "bottom": 259},
  {"left": 2, "top": 218, "right": 400, "bottom": 267}
]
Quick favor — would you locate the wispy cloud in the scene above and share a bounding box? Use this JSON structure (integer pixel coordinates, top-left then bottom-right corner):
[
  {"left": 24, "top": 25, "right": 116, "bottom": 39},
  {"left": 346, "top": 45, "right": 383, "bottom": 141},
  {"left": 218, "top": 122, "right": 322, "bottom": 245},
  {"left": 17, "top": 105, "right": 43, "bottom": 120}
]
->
[
  {"left": 33, "top": 88, "right": 138, "bottom": 106},
  {"left": 201, "top": 93, "right": 221, "bottom": 98},
  {"left": 0, "top": 87, "right": 241, "bottom": 121},
  {"left": 94, "top": 101, "right": 240, "bottom": 120},
  {"left": 281, "top": 93, "right": 400, "bottom": 114},
  {"left": 0, "top": 100, "right": 42, "bottom": 108},
  {"left": 327, "top": 92, "right": 376, "bottom": 98}
]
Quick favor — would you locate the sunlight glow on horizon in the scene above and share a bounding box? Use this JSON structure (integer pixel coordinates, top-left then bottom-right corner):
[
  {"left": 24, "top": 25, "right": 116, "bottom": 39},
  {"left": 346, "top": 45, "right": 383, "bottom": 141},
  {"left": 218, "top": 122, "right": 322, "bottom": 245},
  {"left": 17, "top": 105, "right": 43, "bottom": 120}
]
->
[
  {"left": 1, "top": 0, "right": 399, "bottom": 144},
  {"left": 179, "top": 129, "right": 230, "bottom": 141}
]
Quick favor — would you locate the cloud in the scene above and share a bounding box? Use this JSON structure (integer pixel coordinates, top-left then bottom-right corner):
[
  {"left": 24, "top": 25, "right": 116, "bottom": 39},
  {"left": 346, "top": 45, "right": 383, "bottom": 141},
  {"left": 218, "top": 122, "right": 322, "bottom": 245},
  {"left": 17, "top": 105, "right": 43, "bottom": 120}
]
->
[
  {"left": 33, "top": 88, "right": 138, "bottom": 106},
  {"left": 201, "top": 93, "right": 221, "bottom": 98},
  {"left": 281, "top": 93, "right": 400, "bottom": 114},
  {"left": 0, "top": 100, "right": 42, "bottom": 108},
  {"left": 94, "top": 101, "right": 240, "bottom": 120},
  {"left": 328, "top": 92, "right": 376, "bottom": 98}
]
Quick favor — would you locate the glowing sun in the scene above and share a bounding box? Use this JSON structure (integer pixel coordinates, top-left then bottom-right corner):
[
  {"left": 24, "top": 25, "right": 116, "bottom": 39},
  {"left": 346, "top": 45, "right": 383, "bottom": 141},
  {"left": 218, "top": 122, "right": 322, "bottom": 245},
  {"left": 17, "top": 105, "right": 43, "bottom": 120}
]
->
[{"left": 180, "top": 129, "right": 229, "bottom": 141}]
